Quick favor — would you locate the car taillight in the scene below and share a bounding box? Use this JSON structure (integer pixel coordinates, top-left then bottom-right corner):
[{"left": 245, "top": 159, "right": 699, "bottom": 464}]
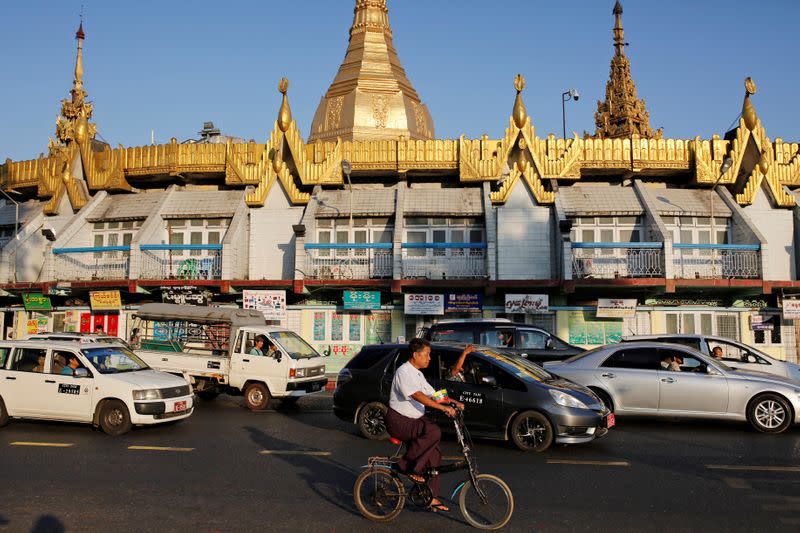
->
[
  {"left": 289, "top": 368, "right": 296, "bottom": 378},
  {"left": 337, "top": 369, "right": 352, "bottom": 387}
]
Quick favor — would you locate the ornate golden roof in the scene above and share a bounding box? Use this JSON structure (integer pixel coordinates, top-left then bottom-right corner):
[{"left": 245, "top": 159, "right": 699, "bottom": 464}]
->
[
  {"left": 308, "top": 0, "right": 435, "bottom": 143},
  {"left": 594, "top": 1, "right": 662, "bottom": 140}
]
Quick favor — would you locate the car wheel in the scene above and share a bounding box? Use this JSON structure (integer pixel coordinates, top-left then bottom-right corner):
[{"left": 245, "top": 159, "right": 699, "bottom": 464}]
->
[
  {"left": 589, "top": 387, "right": 614, "bottom": 413},
  {"left": 358, "top": 402, "right": 388, "bottom": 440},
  {"left": 0, "top": 396, "right": 9, "bottom": 428},
  {"left": 244, "top": 383, "right": 271, "bottom": 411},
  {"left": 98, "top": 400, "right": 132, "bottom": 436},
  {"left": 510, "top": 410, "right": 553, "bottom": 452},
  {"left": 748, "top": 393, "right": 792, "bottom": 434}
]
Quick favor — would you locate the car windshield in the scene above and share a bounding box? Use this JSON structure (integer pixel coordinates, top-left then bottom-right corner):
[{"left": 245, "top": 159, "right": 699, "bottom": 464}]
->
[
  {"left": 271, "top": 331, "right": 320, "bottom": 360},
  {"left": 478, "top": 349, "right": 554, "bottom": 382},
  {"left": 81, "top": 347, "right": 150, "bottom": 374},
  {"left": 94, "top": 337, "right": 133, "bottom": 350}
]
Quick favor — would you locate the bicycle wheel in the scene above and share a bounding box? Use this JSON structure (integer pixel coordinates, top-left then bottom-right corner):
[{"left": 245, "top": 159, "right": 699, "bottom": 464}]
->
[
  {"left": 458, "top": 474, "right": 514, "bottom": 530},
  {"left": 354, "top": 467, "right": 405, "bottom": 522}
]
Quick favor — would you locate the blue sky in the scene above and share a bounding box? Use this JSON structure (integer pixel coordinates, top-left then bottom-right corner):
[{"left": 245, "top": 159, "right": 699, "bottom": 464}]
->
[{"left": 3, "top": 0, "right": 800, "bottom": 161}]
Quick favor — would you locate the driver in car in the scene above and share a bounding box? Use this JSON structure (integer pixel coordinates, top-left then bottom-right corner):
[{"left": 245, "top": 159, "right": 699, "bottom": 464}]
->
[{"left": 385, "top": 338, "right": 464, "bottom": 513}]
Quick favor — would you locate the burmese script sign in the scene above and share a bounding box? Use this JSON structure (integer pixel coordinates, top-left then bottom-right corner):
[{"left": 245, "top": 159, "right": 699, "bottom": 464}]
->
[
  {"left": 405, "top": 294, "right": 444, "bottom": 315},
  {"left": 22, "top": 293, "right": 52, "bottom": 311},
  {"left": 782, "top": 299, "right": 800, "bottom": 320},
  {"left": 243, "top": 290, "right": 287, "bottom": 321},
  {"left": 445, "top": 293, "right": 483, "bottom": 314},
  {"left": 89, "top": 290, "right": 122, "bottom": 311},
  {"left": 504, "top": 294, "right": 549, "bottom": 314},
  {"left": 162, "top": 286, "right": 212, "bottom": 306},
  {"left": 596, "top": 298, "right": 637, "bottom": 318}
]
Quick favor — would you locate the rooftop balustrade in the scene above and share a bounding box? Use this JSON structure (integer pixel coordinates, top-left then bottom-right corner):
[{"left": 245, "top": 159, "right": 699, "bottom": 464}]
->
[
  {"left": 672, "top": 244, "right": 761, "bottom": 279},
  {"left": 401, "top": 243, "right": 487, "bottom": 280},
  {"left": 140, "top": 245, "right": 222, "bottom": 280},
  {"left": 571, "top": 243, "right": 664, "bottom": 279},
  {"left": 52, "top": 246, "right": 131, "bottom": 281},
  {"left": 304, "top": 244, "right": 393, "bottom": 280}
]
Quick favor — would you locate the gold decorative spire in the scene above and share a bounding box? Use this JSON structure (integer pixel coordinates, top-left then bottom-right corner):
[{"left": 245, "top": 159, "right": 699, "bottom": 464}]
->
[
  {"left": 309, "top": 0, "right": 435, "bottom": 143},
  {"left": 277, "top": 78, "right": 292, "bottom": 133},
  {"left": 52, "top": 21, "right": 96, "bottom": 151},
  {"left": 512, "top": 75, "right": 527, "bottom": 129},
  {"left": 594, "top": 1, "right": 662, "bottom": 139},
  {"left": 742, "top": 76, "right": 758, "bottom": 131}
]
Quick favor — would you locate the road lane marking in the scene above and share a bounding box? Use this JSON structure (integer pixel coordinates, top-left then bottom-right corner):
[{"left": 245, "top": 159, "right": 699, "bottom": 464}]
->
[
  {"left": 10, "top": 442, "right": 74, "bottom": 448},
  {"left": 762, "top": 504, "right": 800, "bottom": 512},
  {"left": 723, "top": 477, "right": 752, "bottom": 489},
  {"left": 128, "top": 446, "right": 194, "bottom": 452},
  {"left": 547, "top": 459, "right": 630, "bottom": 467},
  {"left": 259, "top": 450, "right": 331, "bottom": 456},
  {"left": 706, "top": 465, "right": 800, "bottom": 473}
]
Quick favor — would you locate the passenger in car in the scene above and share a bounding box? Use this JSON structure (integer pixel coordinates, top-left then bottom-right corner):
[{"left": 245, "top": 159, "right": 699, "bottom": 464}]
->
[
  {"left": 711, "top": 346, "right": 724, "bottom": 360},
  {"left": 32, "top": 355, "right": 45, "bottom": 373},
  {"left": 51, "top": 354, "right": 66, "bottom": 374},
  {"left": 447, "top": 344, "right": 476, "bottom": 382},
  {"left": 249, "top": 335, "right": 267, "bottom": 356},
  {"left": 61, "top": 355, "right": 81, "bottom": 376}
]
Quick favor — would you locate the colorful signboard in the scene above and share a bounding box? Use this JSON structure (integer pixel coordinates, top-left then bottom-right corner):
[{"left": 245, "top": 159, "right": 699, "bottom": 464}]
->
[
  {"left": 444, "top": 293, "right": 483, "bottom": 314},
  {"left": 782, "top": 299, "right": 800, "bottom": 320},
  {"left": 162, "top": 286, "right": 212, "bottom": 306},
  {"left": 504, "top": 294, "right": 549, "bottom": 314},
  {"left": 596, "top": 298, "right": 638, "bottom": 318},
  {"left": 405, "top": 294, "right": 444, "bottom": 315},
  {"left": 243, "top": 290, "right": 287, "bottom": 321},
  {"left": 22, "top": 293, "right": 52, "bottom": 311},
  {"left": 89, "top": 290, "right": 122, "bottom": 311},
  {"left": 343, "top": 291, "right": 381, "bottom": 310}
]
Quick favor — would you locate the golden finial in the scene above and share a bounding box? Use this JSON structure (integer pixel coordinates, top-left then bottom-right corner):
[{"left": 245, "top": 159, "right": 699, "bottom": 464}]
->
[
  {"left": 613, "top": 1, "right": 626, "bottom": 57},
  {"left": 512, "top": 74, "right": 527, "bottom": 129},
  {"left": 742, "top": 76, "right": 758, "bottom": 131},
  {"left": 277, "top": 78, "right": 292, "bottom": 133},
  {"left": 758, "top": 148, "right": 771, "bottom": 175},
  {"left": 73, "top": 21, "right": 85, "bottom": 97}
]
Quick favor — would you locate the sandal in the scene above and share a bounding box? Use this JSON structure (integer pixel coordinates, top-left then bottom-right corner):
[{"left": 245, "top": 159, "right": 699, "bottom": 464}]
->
[
  {"left": 408, "top": 474, "right": 426, "bottom": 484},
  {"left": 429, "top": 501, "right": 450, "bottom": 512}
]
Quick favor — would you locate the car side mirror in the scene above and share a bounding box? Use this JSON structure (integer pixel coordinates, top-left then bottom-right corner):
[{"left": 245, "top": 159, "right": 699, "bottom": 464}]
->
[
  {"left": 481, "top": 376, "right": 498, "bottom": 388},
  {"left": 74, "top": 368, "right": 89, "bottom": 378},
  {"left": 323, "top": 348, "right": 331, "bottom": 357},
  {"left": 706, "top": 365, "right": 721, "bottom": 376},
  {"left": 545, "top": 338, "right": 555, "bottom": 350},
  {"left": 275, "top": 353, "right": 282, "bottom": 363},
  {"left": 745, "top": 354, "right": 758, "bottom": 363}
]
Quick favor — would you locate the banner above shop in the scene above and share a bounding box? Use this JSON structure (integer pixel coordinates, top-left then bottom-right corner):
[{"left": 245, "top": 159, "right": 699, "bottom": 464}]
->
[
  {"left": 343, "top": 291, "right": 381, "bottom": 310},
  {"left": 161, "top": 286, "right": 212, "bottom": 306},
  {"left": 750, "top": 314, "right": 775, "bottom": 331},
  {"left": 505, "top": 294, "right": 549, "bottom": 314},
  {"left": 596, "top": 298, "right": 637, "bottom": 318},
  {"left": 22, "top": 293, "right": 52, "bottom": 311},
  {"left": 405, "top": 294, "right": 444, "bottom": 315},
  {"left": 445, "top": 293, "right": 483, "bottom": 314},
  {"left": 782, "top": 299, "right": 800, "bottom": 320},
  {"left": 89, "top": 290, "right": 122, "bottom": 311},
  {"left": 243, "top": 290, "right": 287, "bottom": 321}
]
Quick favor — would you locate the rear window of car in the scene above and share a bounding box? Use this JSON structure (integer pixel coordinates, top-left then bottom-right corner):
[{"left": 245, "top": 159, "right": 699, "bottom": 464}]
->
[
  {"left": 430, "top": 328, "right": 475, "bottom": 343},
  {"left": 601, "top": 348, "right": 660, "bottom": 370},
  {"left": 345, "top": 347, "right": 398, "bottom": 370}
]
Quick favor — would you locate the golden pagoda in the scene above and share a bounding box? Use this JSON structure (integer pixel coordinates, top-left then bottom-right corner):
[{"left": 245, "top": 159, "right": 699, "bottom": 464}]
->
[
  {"left": 308, "top": 0, "right": 435, "bottom": 143},
  {"left": 594, "top": 1, "right": 662, "bottom": 139}
]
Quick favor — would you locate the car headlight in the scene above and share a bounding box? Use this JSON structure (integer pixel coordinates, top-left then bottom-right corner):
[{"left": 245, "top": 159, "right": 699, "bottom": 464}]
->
[
  {"left": 133, "top": 389, "right": 161, "bottom": 401},
  {"left": 295, "top": 368, "right": 306, "bottom": 378},
  {"left": 549, "top": 389, "right": 588, "bottom": 409}
]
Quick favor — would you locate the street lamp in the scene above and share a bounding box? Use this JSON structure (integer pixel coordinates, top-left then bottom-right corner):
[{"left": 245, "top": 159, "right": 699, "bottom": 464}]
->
[
  {"left": 0, "top": 188, "right": 20, "bottom": 283},
  {"left": 562, "top": 89, "right": 580, "bottom": 140},
  {"left": 710, "top": 156, "right": 734, "bottom": 278}
]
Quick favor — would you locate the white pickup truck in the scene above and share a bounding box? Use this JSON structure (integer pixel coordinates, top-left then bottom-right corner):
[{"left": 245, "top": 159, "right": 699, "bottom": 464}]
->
[{"left": 132, "top": 304, "right": 327, "bottom": 410}]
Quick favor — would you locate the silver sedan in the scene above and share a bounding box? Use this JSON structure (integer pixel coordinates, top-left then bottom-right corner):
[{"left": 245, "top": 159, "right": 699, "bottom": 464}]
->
[{"left": 543, "top": 341, "right": 800, "bottom": 434}]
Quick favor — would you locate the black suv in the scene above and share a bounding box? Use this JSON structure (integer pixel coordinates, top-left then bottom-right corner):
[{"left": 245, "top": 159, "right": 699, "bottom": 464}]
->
[
  {"left": 422, "top": 319, "right": 583, "bottom": 363},
  {"left": 333, "top": 342, "right": 611, "bottom": 452}
]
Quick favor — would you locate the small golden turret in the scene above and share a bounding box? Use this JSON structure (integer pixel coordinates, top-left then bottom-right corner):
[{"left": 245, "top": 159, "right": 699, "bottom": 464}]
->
[{"left": 512, "top": 75, "right": 527, "bottom": 129}]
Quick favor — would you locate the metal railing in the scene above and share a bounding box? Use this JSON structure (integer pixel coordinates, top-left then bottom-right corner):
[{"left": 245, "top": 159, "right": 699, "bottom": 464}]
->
[
  {"left": 140, "top": 245, "right": 223, "bottom": 280},
  {"left": 672, "top": 244, "right": 761, "bottom": 279},
  {"left": 401, "top": 243, "right": 487, "bottom": 279},
  {"left": 304, "top": 244, "right": 393, "bottom": 280},
  {"left": 52, "top": 246, "right": 131, "bottom": 281},
  {"left": 571, "top": 243, "right": 664, "bottom": 279}
]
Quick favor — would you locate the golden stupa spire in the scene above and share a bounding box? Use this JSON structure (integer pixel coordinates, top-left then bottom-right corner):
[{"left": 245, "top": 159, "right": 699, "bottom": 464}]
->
[
  {"left": 308, "top": 0, "right": 435, "bottom": 143},
  {"left": 594, "top": 1, "right": 662, "bottom": 139}
]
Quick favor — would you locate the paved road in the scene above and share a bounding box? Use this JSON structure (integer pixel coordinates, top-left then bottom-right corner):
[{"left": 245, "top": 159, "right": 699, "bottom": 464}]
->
[{"left": 1, "top": 393, "right": 800, "bottom": 532}]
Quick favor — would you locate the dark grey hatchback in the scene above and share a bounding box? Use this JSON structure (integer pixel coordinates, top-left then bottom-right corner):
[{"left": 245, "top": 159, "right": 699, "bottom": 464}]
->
[{"left": 333, "top": 342, "right": 613, "bottom": 452}]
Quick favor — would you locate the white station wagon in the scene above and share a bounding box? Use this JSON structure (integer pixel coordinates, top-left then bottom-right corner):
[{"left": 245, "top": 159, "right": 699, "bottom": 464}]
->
[{"left": 0, "top": 340, "right": 194, "bottom": 435}]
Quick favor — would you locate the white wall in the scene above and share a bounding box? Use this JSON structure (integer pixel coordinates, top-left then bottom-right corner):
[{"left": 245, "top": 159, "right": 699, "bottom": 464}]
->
[
  {"left": 743, "top": 184, "right": 795, "bottom": 281},
  {"left": 496, "top": 181, "right": 553, "bottom": 279},
  {"left": 248, "top": 183, "right": 304, "bottom": 280}
]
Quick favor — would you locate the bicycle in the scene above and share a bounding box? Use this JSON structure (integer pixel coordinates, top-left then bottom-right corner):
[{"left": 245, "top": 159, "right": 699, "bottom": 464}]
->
[{"left": 354, "top": 405, "right": 514, "bottom": 530}]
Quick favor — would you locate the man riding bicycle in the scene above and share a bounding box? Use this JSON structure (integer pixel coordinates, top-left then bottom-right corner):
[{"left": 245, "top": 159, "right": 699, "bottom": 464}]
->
[{"left": 385, "top": 338, "right": 465, "bottom": 512}]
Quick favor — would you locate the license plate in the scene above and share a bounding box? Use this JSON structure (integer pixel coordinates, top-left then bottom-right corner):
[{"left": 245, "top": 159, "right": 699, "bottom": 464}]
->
[
  {"left": 606, "top": 413, "right": 616, "bottom": 428},
  {"left": 311, "top": 382, "right": 322, "bottom": 392},
  {"left": 173, "top": 400, "right": 187, "bottom": 413}
]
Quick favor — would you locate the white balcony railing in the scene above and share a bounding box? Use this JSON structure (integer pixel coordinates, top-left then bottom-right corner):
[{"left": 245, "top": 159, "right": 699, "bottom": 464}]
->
[
  {"left": 304, "top": 245, "right": 393, "bottom": 280},
  {"left": 52, "top": 247, "right": 131, "bottom": 281},
  {"left": 673, "top": 244, "right": 760, "bottom": 279},
  {"left": 571, "top": 243, "right": 664, "bottom": 279},
  {"left": 140, "top": 245, "right": 222, "bottom": 280},
  {"left": 401, "top": 243, "right": 487, "bottom": 279}
]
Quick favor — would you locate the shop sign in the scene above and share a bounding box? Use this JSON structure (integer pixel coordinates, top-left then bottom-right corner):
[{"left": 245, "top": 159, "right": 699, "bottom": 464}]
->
[
  {"left": 89, "top": 290, "right": 122, "bottom": 311},
  {"left": 26, "top": 317, "right": 49, "bottom": 335},
  {"left": 343, "top": 291, "right": 381, "bottom": 310},
  {"left": 445, "top": 293, "right": 483, "bottom": 314},
  {"left": 732, "top": 299, "right": 770, "bottom": 309},
  {"left": 644, "top": 298, "right": 723, "bottom": 307},
  {"left": 750, "top": 314, "right": 774, "bottom": 331},
  {"left": 505, "top": 294, "right": 549, "bottom": 314},
  {"left": 596, "top": 298, "right": 637, "bottom": 318},
  {"left": 22, "top": 293, "right": 52, "bottom": 311},
  {"left": 243, "top": 290, "right": 287, "bottom": 321},
  {"left": 161, "top": 286, "right": 212, "bottom": 306},
  {"left": 783, "top": 299, "right": 800, "bottom": 320},
  {"left": 405, "top": 294, "right": 444, "bottom": 315}
]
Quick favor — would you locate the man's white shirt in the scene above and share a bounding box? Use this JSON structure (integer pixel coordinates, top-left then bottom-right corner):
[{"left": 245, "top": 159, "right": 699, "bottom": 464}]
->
[{"left": 390, "top": 361, "right": 435, "bottom": 419}]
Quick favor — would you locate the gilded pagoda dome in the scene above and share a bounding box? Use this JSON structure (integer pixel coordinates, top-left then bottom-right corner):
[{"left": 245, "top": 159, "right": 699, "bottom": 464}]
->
[{"left": 308, "top": 0, "right": 435, "bottom": 143}]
